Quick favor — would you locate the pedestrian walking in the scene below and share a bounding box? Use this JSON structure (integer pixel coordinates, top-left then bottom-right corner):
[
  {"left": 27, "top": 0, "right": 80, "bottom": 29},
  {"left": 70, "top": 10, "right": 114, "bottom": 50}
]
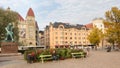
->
[{"left": 86, "top": 47, "right": 90, "bottom": 56}]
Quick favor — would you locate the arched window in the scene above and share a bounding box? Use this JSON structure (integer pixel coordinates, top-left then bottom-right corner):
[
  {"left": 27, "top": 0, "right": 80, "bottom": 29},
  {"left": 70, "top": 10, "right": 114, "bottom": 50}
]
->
[
  {"left": 59, "top": 25, "right": 64, "bottom": 29},
  {"left": 81, "top": 27, "right": 86, "bottom": 30},
  {"left": 29, "top": 42, "right": 32, "bottom": 45}
]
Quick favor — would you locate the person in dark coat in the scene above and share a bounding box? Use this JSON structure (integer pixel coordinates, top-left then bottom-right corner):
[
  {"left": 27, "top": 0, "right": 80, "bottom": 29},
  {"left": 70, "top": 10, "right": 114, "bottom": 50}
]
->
[
  {"left": 52, "top": 50, "right": 58, "bottom": 60},
  {"left": 27, "top": 53, "right": 32, "bottom": 63},
  {"left": 107, "top": 46, "right": 111, "bottom": 52}
]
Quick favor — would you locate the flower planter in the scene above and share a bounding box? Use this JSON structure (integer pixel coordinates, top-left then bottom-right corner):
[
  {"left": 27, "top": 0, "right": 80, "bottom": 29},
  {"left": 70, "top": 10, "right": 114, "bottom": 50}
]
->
[{"left": 60, "top": 57, "right": 65, "bottom": 60}]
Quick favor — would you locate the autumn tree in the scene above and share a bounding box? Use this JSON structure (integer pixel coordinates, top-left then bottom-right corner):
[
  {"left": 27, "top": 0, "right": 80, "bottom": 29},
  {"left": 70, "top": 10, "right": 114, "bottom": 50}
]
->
[
  {"left": 0, "top": 8, "right": 19, "bottom": 45},
  {"left": 87, "top": 27, "right": 103, "bottom": 50},
  {"left": 104, "top": 7, "right": 120, "bottom": 48}
]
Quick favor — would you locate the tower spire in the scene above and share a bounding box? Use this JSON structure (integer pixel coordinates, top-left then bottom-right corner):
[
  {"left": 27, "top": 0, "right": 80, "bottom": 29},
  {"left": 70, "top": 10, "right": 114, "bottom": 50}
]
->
[{"left": 26, "top": 8, "right": 35, "bottom": 17}]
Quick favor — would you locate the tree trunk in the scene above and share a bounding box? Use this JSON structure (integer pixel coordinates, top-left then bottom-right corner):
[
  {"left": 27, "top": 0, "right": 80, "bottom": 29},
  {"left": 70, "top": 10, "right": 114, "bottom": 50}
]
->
[{"left": 112, "top": 43, "right": 115, "bottom": 50}]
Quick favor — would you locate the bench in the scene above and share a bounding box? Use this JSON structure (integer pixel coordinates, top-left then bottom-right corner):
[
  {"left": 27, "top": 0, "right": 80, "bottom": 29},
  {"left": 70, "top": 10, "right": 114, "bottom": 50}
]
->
[
  {"left": 71, "top": 52, "right": 85, "bottom": 58},
  {"left": 39, "top": 54, "right": 52, "bottom": 63}
]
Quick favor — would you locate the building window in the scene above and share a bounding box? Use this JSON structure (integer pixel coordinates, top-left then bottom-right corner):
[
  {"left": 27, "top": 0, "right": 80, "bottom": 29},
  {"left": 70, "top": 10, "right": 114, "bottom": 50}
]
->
[
  {"left": 29, "top": 42, "right": 32, "bottom": 45},
  {"left": 59, "top": 25, "right": 64, "bottom": 29},
  {"left": 75, "top": 41, "right": 77, "bottom": 44},
  {"left": 65, "top": 33, "right": 67, "bottom": 35},
  {"left": 60, "top": 26, "right": 63, "bottom": 28},
  {"left": 19, "top": 28, "right": 26, "bottom": 38},
  {"left": 83, "top": 41, "right": 86, "bottom": 43},
  {"left": 75, "top": 37, "right": 77, "bottom": 39},
  {"left": 28, "top": 19, "right": 32, "bottom": 23},
  {"left": 56, "top": 37, "right": 58, "bottom": 39},
  {"left": 82, "top": 37, "right": 85, "bottom": 39},
  {"left": 70, "top": 37, "right": 72, "bottom": 39},
  {"left": 81, "top": 27, "right": 86, "bottom": 30},
  {"left": 74, "top": 33, "right": 76, "bottom": 35},
  {"left": 70, "top": 33, "right": 72, "bottom": 35},
  {"left": 65, "top": 37, "right": 67, "bottom": 39},
  {"left": 56, "top": 41, "right": 58, "bottom": 44}
]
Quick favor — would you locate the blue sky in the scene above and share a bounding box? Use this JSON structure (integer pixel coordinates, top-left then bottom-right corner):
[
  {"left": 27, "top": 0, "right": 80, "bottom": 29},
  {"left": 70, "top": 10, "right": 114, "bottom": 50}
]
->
[{"left": 0, "top": 0, "right": 120, "bottom": 30}]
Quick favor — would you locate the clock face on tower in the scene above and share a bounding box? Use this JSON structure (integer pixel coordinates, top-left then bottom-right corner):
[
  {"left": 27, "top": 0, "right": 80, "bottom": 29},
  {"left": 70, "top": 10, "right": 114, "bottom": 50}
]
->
[{"left": 20, "top": 28, "right": 26, "bottom": 38}]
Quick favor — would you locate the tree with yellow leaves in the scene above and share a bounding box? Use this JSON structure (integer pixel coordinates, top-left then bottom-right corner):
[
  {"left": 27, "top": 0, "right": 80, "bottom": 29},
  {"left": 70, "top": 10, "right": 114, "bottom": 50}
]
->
[
  {"left": 87, "top": 27, "right": 103, "bottom": 50},
  {"left": 104, "top": 7, "right": 120, "bottom": 48}
]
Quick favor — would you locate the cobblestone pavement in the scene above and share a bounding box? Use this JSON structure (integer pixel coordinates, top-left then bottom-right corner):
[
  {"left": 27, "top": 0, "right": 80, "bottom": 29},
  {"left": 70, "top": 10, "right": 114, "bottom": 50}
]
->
[{"left": 0, "top": 50, "right": 120, "bottom": 68}]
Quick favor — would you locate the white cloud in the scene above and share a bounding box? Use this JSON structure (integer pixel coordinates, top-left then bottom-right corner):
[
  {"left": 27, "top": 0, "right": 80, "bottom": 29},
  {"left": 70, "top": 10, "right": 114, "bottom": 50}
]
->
[
  {"left": 45, "top": 0, "right": 120, "bottom": 25},
  {"left": 0, "top": 0, "right": 120, "bottom": 30}
]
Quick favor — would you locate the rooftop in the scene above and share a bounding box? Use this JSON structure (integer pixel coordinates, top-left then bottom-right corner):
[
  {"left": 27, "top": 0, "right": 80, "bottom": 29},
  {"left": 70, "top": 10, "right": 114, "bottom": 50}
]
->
[{"left": 26, "top": 8, "right": 35, "bottom": 17}]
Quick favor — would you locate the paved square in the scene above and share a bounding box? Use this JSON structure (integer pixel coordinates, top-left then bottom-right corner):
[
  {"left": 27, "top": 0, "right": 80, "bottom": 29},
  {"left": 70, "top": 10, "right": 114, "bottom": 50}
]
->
[{"left": 0, "top": 50, "right": 120, "bottom": 68}]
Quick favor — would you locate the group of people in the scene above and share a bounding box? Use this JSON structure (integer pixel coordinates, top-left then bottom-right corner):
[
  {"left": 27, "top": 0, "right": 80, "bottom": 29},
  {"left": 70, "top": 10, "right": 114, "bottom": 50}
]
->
[
  {"left": 106, "top": 46, "right": 111, "bottom": 52},
  {"left": 27, "top": 52, "right": 36, "bottom": 63}
]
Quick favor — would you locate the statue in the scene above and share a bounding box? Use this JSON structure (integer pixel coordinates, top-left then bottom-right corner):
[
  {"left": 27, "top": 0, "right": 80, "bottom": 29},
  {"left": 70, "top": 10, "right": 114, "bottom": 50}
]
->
[
  {"left": 1, "top": 23, "right": 18, "bottom": 53},
  {"left": 5, "top": 23, "right": 14, "bottom": 42}
]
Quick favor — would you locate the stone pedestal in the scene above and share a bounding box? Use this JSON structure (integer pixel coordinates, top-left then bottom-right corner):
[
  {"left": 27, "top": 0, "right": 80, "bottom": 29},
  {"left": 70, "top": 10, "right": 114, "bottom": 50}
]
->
[{"left": 1, "top": 42, "right": 18, "bottom": 53}]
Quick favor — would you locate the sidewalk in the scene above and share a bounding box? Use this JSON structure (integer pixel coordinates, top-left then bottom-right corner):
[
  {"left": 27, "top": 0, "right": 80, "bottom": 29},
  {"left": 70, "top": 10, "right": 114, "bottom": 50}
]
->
[
  {"left": 0, "top": 53, "right": 22, "bottom": 57},
  {"left": 0, "top": 50, "right": 120, "bottom": 68}
]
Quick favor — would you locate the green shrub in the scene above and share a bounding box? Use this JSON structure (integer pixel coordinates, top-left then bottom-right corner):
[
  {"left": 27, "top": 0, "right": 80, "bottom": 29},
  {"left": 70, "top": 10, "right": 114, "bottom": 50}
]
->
[
  {"left": 60, "top": 49, "right": 66, "bottom": 59},
  {"left": 71, "top": 49, "right": 83, "bottom": 53},
  {"left": 55, "top": 48, "right": 67, "bottom": 59},
  {"left": 24, "top": 48, "right": 86, "bottom": 62},
  {"left": 65, "top": 48, "right": 72, "bottom": 58},
  {"left": 36, "top": 49, "right": 43, "bottom": 61},
  {"left": 41, "top": 49, "right": 51, "bottom": 55}
]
